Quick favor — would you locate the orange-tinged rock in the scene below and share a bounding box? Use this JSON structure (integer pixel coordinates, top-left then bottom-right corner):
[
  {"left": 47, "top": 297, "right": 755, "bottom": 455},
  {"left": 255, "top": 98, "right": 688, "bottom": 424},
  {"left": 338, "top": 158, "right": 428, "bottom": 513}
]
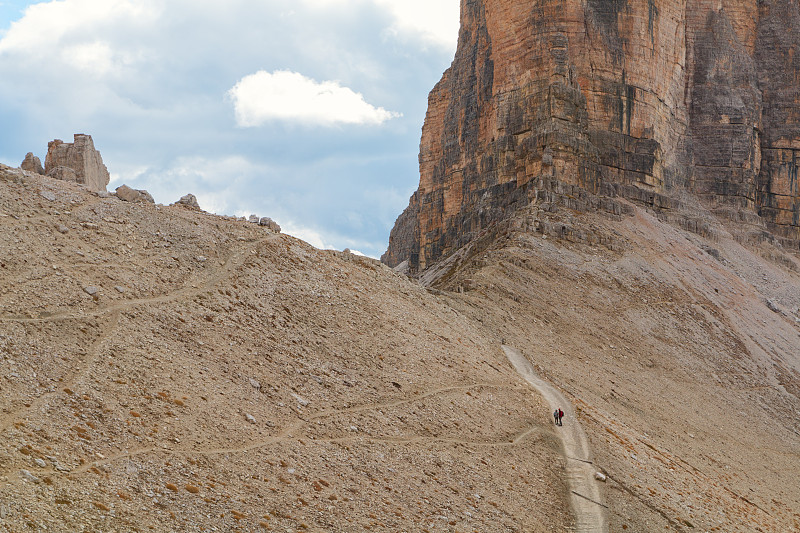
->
[{"left": 384, "top": 0, "right": 800, "bottom": 272}]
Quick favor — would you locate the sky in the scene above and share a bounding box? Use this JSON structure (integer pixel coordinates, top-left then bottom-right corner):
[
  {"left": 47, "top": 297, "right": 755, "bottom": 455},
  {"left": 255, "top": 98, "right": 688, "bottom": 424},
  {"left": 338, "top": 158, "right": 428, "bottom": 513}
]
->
[{"left": 0, "top": 0, "right": 459, "bottom": 257}]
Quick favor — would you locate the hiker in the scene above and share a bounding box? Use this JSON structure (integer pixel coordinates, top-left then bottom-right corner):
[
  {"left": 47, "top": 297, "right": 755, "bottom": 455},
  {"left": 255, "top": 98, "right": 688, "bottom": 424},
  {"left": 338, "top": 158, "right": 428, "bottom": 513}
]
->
[
  {"left": 554, "top": 409, "right": 559, "bottom": 426},
  {"left": 558, "top": 408, "right": 564, "bottom": 426}
]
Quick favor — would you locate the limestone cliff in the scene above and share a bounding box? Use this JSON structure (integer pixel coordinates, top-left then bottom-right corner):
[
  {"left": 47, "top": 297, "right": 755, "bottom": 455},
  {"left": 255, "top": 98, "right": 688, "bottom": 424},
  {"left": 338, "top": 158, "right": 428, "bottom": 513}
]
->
[
  {"left": 383, "top": 0, "right": 800, "bottom": 271},
  {"left": 44, "top": 134, "right": 110, "bottom": 192}
]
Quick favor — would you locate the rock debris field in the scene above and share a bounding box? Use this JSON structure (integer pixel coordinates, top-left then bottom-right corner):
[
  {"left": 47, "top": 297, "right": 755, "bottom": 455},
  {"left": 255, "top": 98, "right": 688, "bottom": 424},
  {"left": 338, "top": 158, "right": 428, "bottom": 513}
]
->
[
  {"left": 1, "top": 161, "right": 799, "bottom": 532},
  {"left": 0, "top": 166, "right": 572, "bottom": 532}
]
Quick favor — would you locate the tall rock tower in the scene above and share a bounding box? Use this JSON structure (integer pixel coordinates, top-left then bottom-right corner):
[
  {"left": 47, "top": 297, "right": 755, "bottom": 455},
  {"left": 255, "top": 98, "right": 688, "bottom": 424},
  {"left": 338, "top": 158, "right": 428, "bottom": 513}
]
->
[
  {"left": 383, "top": 0, "right": 800, "bottom": 272},
  {"left": 44, "top": 134, "right": 110, "bottom": 192}
]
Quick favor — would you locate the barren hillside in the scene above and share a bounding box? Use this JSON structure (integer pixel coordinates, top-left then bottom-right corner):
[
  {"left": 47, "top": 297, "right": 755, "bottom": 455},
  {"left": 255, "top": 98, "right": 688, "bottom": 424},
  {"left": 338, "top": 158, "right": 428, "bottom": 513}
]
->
[
  {"left": 424, "top": 189, "right": 800, "bottom": 532},
  {"left": 2, "top": 152, "right": 800, "bottom": 532},
  {"left": 0, "top": 165, "right": 571, "bottom": 532}
]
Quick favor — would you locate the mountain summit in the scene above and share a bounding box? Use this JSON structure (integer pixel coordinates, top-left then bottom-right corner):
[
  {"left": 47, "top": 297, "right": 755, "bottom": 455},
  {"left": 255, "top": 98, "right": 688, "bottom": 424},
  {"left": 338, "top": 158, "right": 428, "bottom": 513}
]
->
[{"left": 384, "top": 0, "right": 800, "bottom": 273}]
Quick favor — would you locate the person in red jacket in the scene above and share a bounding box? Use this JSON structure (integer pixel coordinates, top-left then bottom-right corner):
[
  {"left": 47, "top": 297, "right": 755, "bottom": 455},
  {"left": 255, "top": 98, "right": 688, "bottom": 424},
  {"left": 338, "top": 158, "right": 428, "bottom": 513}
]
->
[{"left": 558, "top": 408, "right": 564, "bottom": 426}]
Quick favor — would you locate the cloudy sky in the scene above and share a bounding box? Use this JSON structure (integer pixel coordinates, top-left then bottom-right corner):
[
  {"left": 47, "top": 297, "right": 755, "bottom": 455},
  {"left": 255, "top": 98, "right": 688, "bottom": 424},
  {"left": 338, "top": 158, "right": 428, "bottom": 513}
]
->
[{"left": 0, "top": 0, "right": 459, "bottom": 257}]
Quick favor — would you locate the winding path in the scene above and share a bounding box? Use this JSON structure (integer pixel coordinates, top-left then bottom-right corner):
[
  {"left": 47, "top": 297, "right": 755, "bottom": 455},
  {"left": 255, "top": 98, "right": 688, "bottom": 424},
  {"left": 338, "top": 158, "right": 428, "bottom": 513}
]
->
[{"left": 502, "top": 345, "right": 608, "bottom": 533}]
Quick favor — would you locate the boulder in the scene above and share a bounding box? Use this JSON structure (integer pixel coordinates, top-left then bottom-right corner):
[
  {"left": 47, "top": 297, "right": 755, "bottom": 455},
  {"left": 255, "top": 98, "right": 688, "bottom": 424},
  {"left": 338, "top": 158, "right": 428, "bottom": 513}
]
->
[
  {"left": 174, "top": 193, "right": 200, "bottom": 209},
  {"left": 258, "top": 217, "right": 281, "bottom": 233},
  {"left": 46, "top": 166, "right": 79, "bottom": 183},
  {"left": 44, "top": 134, "right": 110, "bottom": 192},
  {"left": 115, "top": 185, "right": 155, "bottom": 204},
  {"left": 21, "top": 153, "right": 44, "bottom": 175}
]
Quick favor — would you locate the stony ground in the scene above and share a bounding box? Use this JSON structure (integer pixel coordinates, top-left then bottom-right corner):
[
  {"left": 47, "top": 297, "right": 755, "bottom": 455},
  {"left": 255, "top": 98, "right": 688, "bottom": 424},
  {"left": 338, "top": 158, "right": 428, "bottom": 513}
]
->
[
  {"left": 428, "top": 196, "right": 800, "bottom": 532},
  {"left": 0, "top": 165, "right": 570, "bottom": 532},
  {"left": 1, "top": 164, "right": 799, "bottom": 532}
]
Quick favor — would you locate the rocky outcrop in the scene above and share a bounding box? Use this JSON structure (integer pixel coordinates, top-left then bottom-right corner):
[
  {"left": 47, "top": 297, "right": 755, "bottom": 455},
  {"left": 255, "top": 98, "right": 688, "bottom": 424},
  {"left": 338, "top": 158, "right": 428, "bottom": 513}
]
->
[
  {"left": 174, "top": 193, "right": 201, "bottom": 209},
  {"left": 384, "top": 0, "right": 800, "bottom": 272},
  {"left": 44, "top": 134, "right": 110, "bottom": 192},
  {"left": 115, "top": 185, "right": 154, "bottom": 203},
  {"left": 258, "top": 217, "right": 281, "bottom": 233},
  {"left": 20, "top": 153, "right": 44, "bottom": 175}
]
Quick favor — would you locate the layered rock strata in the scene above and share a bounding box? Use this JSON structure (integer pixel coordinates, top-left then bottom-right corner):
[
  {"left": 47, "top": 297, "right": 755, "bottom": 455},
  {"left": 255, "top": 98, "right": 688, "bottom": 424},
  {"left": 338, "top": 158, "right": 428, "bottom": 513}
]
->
[
  {"left": 44, "top": 134, "right": 110, "bottom": 192},
  {"left": 384, "top": 0, "right": 800, "bottom": 272}
]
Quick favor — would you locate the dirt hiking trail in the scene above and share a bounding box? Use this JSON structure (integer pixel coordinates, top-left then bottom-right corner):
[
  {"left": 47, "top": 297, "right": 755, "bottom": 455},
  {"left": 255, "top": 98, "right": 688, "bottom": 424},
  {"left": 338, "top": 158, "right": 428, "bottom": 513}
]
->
[{"left": 503, "top": 345, "right": 608, "bottom": 533}]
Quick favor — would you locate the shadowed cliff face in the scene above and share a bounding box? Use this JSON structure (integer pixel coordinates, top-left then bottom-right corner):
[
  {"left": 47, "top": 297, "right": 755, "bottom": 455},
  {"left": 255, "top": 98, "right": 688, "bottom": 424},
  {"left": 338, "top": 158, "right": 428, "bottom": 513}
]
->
[
  {"left": 383, "top": 0, "right": 800, "bottom": 272},
  {"left": 756, "top": 0, "right": 800, "bottom": 237}
]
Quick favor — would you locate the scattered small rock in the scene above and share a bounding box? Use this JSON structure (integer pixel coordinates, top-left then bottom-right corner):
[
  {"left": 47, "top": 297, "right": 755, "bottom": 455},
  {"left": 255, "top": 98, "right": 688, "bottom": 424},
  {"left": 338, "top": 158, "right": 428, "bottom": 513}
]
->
[
  {"left": 245, "top": 413, "right": 257, "bottom": 424},
  {"left": 84, "top": 286, "right": 99, "bottom": 296},
  {"left": 249, "top": 378, "right": 261, "bottom": 391},
  {"left": 291, "top": 393, "right": 309, "bottom": 407},
  {"left": 196, "top": 256, "right": 207, "bottom": 263},
  {"left": 248, "top": 214, "right": 260, "bottom": 224},
  {"left": 595, "top": 472, "right": 607, "bottom": 482},
  {"left": 33, "top": 458, "right": 47, "bottom": 468},
  {"left": 39, "top": 190, "right": 57, "bottom": 202},
  {"left": 56, "top": 224, "right": 69, "bottom": 234},
  {"left": 114, "top": 286, "right": 126, "bottom": 293},
  {"left": 20, "top": 470, "right": 41, "bottom": 483},
  {"left": 766, "top": 299, "right": 781, "bottom": 313}
]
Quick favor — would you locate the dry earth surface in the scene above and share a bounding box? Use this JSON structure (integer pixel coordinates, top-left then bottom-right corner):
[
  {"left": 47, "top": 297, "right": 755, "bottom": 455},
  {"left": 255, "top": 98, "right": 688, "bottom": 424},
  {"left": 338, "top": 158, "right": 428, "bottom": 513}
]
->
[
  {"left": 426, "top": 195, "right": 800, "bottom": 532},
  {"left": 0, "top": 165, "right": 571, "bottom": 532},
  {"left": 503, "top": 345, "right": 607, "bottom": 532},
  {"left": 1, "top": 163, "right": 799, "bottom": 532}
]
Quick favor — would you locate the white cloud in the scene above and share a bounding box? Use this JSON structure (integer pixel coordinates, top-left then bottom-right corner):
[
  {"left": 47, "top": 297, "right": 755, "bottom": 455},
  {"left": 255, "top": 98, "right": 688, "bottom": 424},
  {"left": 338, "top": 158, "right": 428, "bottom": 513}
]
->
[
  {"left": 301, "top": 0, "right": 459, "bottom": 50},
  {"left": 63, "top": 41, "right": 114, "bottom": 75},
  {"left": 280, "top": 221, "right": 377, "bottom": 258},
  {"left": 0, "top": 0, "right": 159, "bottom": 55},
  {"left": 0, "top": 0, "right": 457, "bottom": 259},
  {"left": 281, "top": 222, "right": 337, "bottom": 250},
  {"left": 227, "top": 69, "right": 401, "bottom": 127},
  {"left": 374, "top": 0, "right": 459, "bottom": 50}
]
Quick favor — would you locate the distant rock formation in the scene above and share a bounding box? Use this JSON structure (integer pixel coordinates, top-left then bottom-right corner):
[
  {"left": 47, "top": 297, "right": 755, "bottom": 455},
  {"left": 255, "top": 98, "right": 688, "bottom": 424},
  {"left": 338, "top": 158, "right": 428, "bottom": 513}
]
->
[
  {"left": 44, "top": 134, "right": 110, "bottom": 192},
  {"left": 115, "top": 184, "right": 154, "bottom": 203},
  {"left": 174, "top": 193, "right": 201, "bottom": 209},
  {"left": 384, "top": 0, "right": 800, "bottom": 272},
  {"left": 258, "top": 217, "right": 281, "bottom": 233},
  {"left": 20, "top": 153, "right": 44, "bottom": 175}
]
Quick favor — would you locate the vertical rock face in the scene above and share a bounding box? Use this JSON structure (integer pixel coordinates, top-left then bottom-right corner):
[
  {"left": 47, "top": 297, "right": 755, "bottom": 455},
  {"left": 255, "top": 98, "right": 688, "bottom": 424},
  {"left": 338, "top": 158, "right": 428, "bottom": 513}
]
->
[
  {"left": 384, "top": 0, "right": 800, "bottom": 272},
  {"left": 755, "top": 0, "right": 800, "bottom": 237},
  {"left": 44, "top": 134, "right": 110, "bottom": 192}
]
